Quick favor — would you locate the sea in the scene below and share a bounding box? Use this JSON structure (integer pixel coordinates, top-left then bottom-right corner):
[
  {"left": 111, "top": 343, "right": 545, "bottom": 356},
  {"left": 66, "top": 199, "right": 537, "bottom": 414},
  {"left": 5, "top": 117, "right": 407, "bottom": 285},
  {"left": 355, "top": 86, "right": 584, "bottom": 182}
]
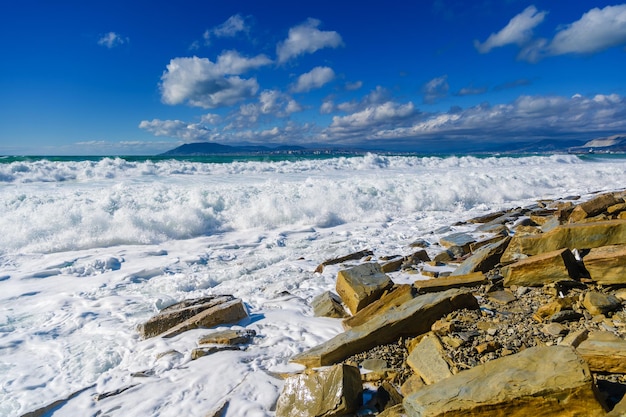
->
[{"left": 1, "top": 152, "right": 625, "bottom": 416}]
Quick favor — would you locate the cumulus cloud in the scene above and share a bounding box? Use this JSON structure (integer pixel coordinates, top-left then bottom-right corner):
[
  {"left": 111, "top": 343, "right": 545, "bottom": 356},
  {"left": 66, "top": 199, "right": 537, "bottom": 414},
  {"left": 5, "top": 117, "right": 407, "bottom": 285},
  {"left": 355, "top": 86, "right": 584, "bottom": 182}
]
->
[
  {"left": 138, "top": 119, "right": 219, "bottom": 142},
  {"left": 345, "top": 81, "right": 363, "bottom": 91},
  {"left": 226, "top": 90, "right": 303, "bottom": 129},
  {"left": 423, "top": 75, "right": 449, "bottom": 104},
  {"left": 548, "top": 5, "right": 626, "bottom": 55},
  {"left": 276, "top": 18, "right": 343, "bottom": 63},
  {"left": 456, "top": 84, "right": 488, "bottom": 96},
  {"left": 97, "top": 32, "right": 128, "bottom": 48},
  {"left": 160, "top": 52, "right": 271, "bottom": 108},
  {"left": 326, "top": 101, "right": 416, "bottom": 139},
  {"left": 202, "top": 14, "right": 250, "bottom": 45},
  {"left": 474, "top": 6, "right": 547, "bottom": 53},
  {"left": 291, "top": 66, "right": 335, "bottom": 93}
]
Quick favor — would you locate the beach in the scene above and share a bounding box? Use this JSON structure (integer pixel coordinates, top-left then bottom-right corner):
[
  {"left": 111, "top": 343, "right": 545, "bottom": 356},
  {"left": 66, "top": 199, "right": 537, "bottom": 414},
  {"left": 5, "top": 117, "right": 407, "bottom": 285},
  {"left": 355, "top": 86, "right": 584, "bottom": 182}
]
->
[{"left": 2, "top": 153, "right": 626, "bottom": 416}]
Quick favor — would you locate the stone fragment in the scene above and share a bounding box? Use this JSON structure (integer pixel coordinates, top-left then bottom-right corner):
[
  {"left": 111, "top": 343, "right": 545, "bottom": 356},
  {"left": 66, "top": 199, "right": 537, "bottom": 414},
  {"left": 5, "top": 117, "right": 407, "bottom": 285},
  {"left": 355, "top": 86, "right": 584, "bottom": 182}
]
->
[
  {"left": 160, "top": 298, "right": 248, "bottom": 339},
  {"left": 401, "top": 374, "right": 425, "bottom": 397},
  {"left": 450, "top": 237, "right": 510, "bottom": 276},
  {"left": 413, "top": 272, "right": 486, "bottom": 293},
  {"left": 312, "top": 291, "right": 349, "bottom": 318},
  {"left": 502, "top": 248, "right": 580, "bottom": 287},
  {"left": 275, "top": 364, "right": 362, "bottom": 417},
  {"left": 582, "top": 291, "right": 622, "bottom": 316},
  {"left": 336, "top": 263, "right": 393, "bottom": 315},
  {"left": 569, "top": 192, "right": 623, "bottom": 223},
  {"left": 608, "top": 202, "right": 626, "bottom": 215},
  {"left": 583, "top": 245, "right": 626, "bottom": 285},
  {"left": 376, "top": 381, "right": 404, "bottom": 411},
  {"left": 559, "top": 328, "right": 589, "bottom": 348},
  {"left": 548, "top": 310, "right": 583, "bottom": 323},
  {"left": 486, "top": 290, "right": 516, "bottom": 305},
  {"left": 533, "top": 297, "right": 576, "bottom": 322},
  {"left": 576, "top": 331, "right": 626, "bottom": 373},
  {"left": 501, "top": 219, "right": 626, "bottom": 263},
  {"left": 315, "top": 249, "right": 375, "bottom": 273},
  {"left": 540, "top": 216, "right": 561, "bottom": 233},
  {"left": 406, "top": 333, "right": 452, "bottom": 385},
  {"left": 403, "top": 346, "right": 606, "bottom": 417},
  {"left": 343, "top": 285, "right": 414, "bottom": 329},
  {"left": 138, "top": 295, "right": 245, "bottom": 339},
  {"left": 291, "top": 289, "right": 479, "bottom": 367},
  {"left": 467, "top": 210, "right": 508, "bottom": 224},
  {"left": 431, "top": 318, "right": 456, "bottom": 335},
  {"left": 382, "top": 257, "right": 405, "bottom": 273},
  {"left": 475, "top": 341, "right": 500, "bottom": 354},
  {"left": 401, "top": 250, "right": 431, "bottom": 269},
  {"left": 191, "top": 345, "right": 240, "bottom": 360},
  {"left": 439, "top": 232, "right": 475, "bottom": 253},
  {"left": 542, "top": 322, "right": 567, "bottom": 337},
  {"left": 360, "top": 358, "right": 388, "bottom": 371},
  {"left": 198, "top": 329, "right": 256, "bottom": 345}
]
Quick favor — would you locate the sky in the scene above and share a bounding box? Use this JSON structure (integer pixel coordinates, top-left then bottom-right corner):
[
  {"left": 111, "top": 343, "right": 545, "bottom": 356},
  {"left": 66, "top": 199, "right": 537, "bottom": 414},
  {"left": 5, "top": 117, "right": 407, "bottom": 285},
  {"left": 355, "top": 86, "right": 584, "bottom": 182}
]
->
[{"left": 1, "top": 0, "right": 626, "bottom": 155}]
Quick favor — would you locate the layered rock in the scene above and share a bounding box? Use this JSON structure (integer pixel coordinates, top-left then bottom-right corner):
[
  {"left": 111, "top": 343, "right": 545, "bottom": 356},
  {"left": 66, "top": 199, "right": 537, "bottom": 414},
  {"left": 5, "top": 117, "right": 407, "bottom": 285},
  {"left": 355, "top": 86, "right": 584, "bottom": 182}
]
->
[
  {"left": 291, "top": 289, "right": 479, "bottom": 367},
  {"left": 403, "top": 346, "right": 606, "bottom": 417},
  {"left": 582, "top": 244, "right": 626, "bottom": 285},
  {"left": 576, "top": 331, "right": 626, "bottom": 374},
  {"left": 502, "top": 248, "right": 580, "bottom": 287}
]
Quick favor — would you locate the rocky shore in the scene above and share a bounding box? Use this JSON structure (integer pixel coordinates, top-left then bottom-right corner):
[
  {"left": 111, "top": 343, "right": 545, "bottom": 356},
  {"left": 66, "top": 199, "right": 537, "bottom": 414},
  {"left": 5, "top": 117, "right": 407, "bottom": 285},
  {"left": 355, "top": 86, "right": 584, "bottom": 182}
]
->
[{"left": 136, "top": 189, "right": 626, "bottom": 417}]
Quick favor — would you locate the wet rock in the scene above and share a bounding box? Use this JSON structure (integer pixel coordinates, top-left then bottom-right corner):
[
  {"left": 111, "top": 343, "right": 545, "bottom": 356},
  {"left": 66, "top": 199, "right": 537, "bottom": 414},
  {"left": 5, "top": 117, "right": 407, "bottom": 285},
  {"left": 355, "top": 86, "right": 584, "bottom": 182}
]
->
[
  {"left": 403, "top": 346, "right": 606, "bottom": 417},
  {"left": 576, "top": 331, "right": 626, "bottom": 373},
  {"left": 291, "top": 289, "right": 479, "bottom": 367},
  {"left": 275, "top": 364, "right": 362, "bottom": 417},
  {"left": 502, "top": 248, "right": 580, "bottom": 287},
  {"left": 312, "top": 291, "right": 349, "bottom": 319},
  {"left": 439, "top": 232, "right": 476, "bottom": 253},
  {"left": 198, "top": 329, "right": 256, "bottom": 345},
  {"left": 314, "top": 249, "right": 374, "bottom": 273},
  {"left": 138, "top": 295, "right": 247, "bottom": 339},
  {"left": 336, "top": 262, "right": 393, "bottom": 315},
  {"left": 191, "top": 345, "right": 240, "bottom": 360},
  {"left": 583, "top": 245, "right": 626, "bottom": 285}
]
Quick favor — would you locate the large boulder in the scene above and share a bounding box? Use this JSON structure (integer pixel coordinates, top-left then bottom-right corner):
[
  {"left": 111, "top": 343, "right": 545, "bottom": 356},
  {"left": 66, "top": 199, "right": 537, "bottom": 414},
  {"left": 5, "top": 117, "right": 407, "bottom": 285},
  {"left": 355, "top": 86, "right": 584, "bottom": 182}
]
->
[
  {"left": 582, "top": 245, "right": 626, "bottom": 285},
  {"left": 312, "top": 291, "right": 349, "bottom": 319},
  {"left": 291, "top": 289, "right": 479, "bottom": 367},
  {"left": 403, "top": 345, "right": 606, "bottom": 417},
  {"left": 275, "top": 364, "right": 362, "bottom": 417},
  {"left": 414, "top": 272, "right": 486, "bottom": 293},
  {"left": 406, "top": 333, "right": 452, "bottom": 385},
  {"left": 501, "top": 220, "right": 626, "bottom": 263},
  {"left": 568, "top": 192, "right": 624, "bottom": 223},
  {"left": 502, "top": 248, "right": 580, "bottom": 287},
  {"left": 138, "top": 295, "right": 247, "bottom": 339},
  {"left": 336, "top": 263, "right": 393, "bottom": 315}
]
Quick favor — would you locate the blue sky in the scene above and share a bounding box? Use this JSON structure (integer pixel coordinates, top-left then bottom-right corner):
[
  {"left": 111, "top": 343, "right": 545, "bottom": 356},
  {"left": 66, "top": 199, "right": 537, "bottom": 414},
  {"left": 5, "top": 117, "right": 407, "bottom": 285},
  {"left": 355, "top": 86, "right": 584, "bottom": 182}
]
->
[{"left": 1, "top": 0, "right": 626, "bottom": 155}]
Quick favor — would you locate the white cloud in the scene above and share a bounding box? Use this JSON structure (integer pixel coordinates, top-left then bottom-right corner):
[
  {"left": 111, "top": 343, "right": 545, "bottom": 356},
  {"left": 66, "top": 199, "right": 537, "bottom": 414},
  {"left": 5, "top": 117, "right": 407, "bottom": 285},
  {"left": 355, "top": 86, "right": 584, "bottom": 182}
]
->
[
  {"left": 328, "top": 101, "right": 416, "bottom": 135},
  {"left": 423, "top": 75, "right": 449, "bottom": 104},
  {"left": 345, "top": 81, "right": 363, "bottom": 91},
  {"left": 276, "top": 18, "right": 343, "bottom": 63},
  {"left": 138, "top": 119, "right": 219, "bottom": 142},
  {"left": 160, "top": 52, "right": 271, "bottom": 109},
  {"left": 474, "top": 6, "right": 547, "bottom": 53},
  {"left": 291, "top": 66, "right": 335, "bottom": 93},
  {"left": 456, "top": 85, "right": 488, "bottom": 96},
  {"left": 320, "top": 100, "right": 335, "bottom": 114},
  {"left": 548, "top": 5, "right": 626, "bottom": 55},
  {"left": 97, "top": 32, "right": 128, "bottom": 48},
  {"left": 227, "top": 90, "right": 303, "bottom": 129},
  {"left": 203, "top": 14, "right": 250, "bottom": 45}
]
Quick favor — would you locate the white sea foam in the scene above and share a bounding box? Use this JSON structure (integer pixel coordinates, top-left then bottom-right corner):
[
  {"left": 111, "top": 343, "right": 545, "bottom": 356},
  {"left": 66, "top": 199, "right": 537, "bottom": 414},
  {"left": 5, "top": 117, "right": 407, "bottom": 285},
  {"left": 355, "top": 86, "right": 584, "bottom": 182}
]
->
[{"left": 0, "top": 154, "right": 625, "bottom": 416}]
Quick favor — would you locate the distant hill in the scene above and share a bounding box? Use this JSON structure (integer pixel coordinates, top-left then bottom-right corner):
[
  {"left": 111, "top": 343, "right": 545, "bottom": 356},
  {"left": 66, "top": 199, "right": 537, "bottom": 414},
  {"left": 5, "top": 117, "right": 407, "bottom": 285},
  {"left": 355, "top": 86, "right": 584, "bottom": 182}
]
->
[
  {"left": 568, "top": 134, "right": 626, "bottom": 153},
  {"left": 160, "top": 142, "right": 307, "bottom": 156}
]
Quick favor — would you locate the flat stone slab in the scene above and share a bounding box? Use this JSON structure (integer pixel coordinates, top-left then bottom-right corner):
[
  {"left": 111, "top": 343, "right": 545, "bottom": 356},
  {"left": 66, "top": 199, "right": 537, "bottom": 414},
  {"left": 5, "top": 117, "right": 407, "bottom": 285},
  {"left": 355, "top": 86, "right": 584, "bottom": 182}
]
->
[
  {"left": 275, "top": 364, "right": 362, "bottom": 417},
  {"left": 314, "top": 249, "right": 374, "bottom": 273},
  {"left": 160, "top": 298, "right": 248, "bottom": 338},
  {"left": 414, "top": 272, "right": 486, "bottom": 293},
  {"left": 576, "top": 331, "right": 626, "bottom": 373},
  {"left": 502, "top": 248, "right": 580, "bottom": 287},
  {"left": 198, "top": 329, "right": 256, "bottom": 345},
  {"left": 291, "top": 289, "right": 478, "bottom": 367},
  {"left": 501, "top": 219, "right": 626, "bottom": 263},
  {"left": 583, "top": 244, "right": 626, "bottom": 285},
  {"left": 404, "top": 345, "right": 606, "bottom": 417},
  {"left": 138, "top": 295, "right": 239, "bottom": 338}
]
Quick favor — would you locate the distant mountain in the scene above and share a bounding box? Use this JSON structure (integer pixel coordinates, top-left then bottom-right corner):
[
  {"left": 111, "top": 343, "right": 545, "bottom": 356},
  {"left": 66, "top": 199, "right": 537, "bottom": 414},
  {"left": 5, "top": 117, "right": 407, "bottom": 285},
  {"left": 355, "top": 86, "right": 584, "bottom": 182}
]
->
[
  {"left": 568, "top": 134, "right": 626, "bottom": 153},
  {"left": 160, "top": 142, "right": 307, "bottom": 156}
]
